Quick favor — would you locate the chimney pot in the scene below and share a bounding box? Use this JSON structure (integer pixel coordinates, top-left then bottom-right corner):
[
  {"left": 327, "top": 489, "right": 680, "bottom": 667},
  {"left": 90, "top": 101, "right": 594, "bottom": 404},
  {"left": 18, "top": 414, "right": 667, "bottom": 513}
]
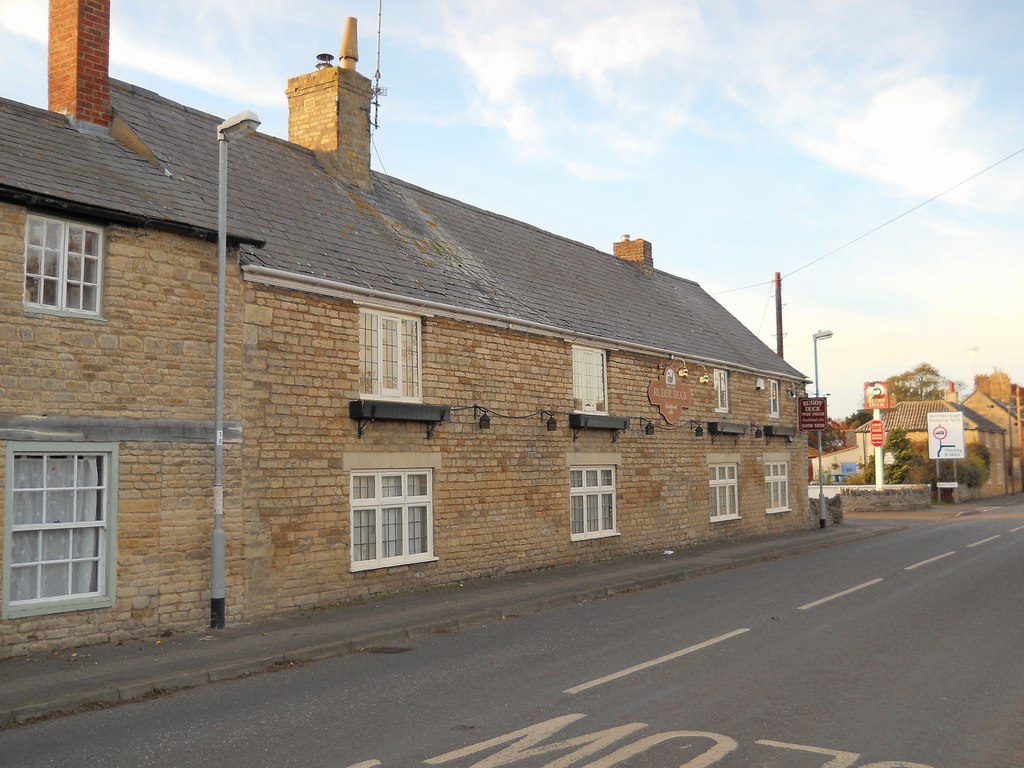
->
[{"left": 339, "top": 17, "right": 359, "bottom": 70}]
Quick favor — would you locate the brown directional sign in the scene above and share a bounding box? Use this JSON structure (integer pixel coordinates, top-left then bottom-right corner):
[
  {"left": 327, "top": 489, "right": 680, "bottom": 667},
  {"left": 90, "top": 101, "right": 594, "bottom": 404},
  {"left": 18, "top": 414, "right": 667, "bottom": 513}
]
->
[{"left": 798, "top": 396, "right": 828, "bottom": 431}]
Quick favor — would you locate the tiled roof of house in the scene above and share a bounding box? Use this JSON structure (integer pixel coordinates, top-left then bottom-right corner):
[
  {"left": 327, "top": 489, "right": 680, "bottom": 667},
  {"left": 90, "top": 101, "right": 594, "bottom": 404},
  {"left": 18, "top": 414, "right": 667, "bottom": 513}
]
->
[
  {"left": 0, "top": 95, "right": 215, "bottom": 232},
  {"left": 855, "top": 400, "right": 1004, "bottom": 433},
  {"left": 1, "top": 80, "right": 804, "bottom": 379}
]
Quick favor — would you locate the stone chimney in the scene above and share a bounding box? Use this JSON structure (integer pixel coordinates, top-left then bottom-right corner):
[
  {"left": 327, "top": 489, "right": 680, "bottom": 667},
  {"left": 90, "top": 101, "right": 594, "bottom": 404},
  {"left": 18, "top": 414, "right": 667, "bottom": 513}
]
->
[
  {"left": 286, "top": 17, "right": 373, "bottom": 189},
  {"left": 944, "top": 381, "right": 958, "bottom": 403},
  {"left": 613, "top": 235, "right": 653, "bottom": 273},
  {"left": 48, "top": 0, "right": 111, "bottom": 128}
]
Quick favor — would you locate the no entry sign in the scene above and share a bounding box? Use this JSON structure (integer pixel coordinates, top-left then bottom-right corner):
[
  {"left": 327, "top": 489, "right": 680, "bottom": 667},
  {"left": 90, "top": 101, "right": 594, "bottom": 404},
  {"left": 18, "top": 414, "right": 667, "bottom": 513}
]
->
[{"left": 869, "top": 419, "right": 885, "bottom": 447}]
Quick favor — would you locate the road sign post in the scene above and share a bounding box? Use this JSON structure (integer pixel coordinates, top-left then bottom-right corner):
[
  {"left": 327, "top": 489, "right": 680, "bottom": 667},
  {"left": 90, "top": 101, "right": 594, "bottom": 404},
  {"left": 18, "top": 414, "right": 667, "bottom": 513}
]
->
[{"left": 864, "top": 382, "right": 891, "bottom": 489}]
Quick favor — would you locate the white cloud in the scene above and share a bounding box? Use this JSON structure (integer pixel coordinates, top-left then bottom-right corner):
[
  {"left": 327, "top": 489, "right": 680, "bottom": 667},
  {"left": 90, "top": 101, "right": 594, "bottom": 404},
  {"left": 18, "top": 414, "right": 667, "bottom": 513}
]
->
[{"left": 0, "top": 0, "right": 46, "bottom": 41}]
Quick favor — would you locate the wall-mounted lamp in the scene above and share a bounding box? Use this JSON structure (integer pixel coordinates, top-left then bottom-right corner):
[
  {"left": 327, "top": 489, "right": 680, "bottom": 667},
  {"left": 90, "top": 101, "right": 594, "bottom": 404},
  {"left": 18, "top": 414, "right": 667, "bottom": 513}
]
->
[
  {"left": 638, "top": 417, "right": 656, "bottom": 436},
  {"left": 755, "top": 378, "right": 765, "bottom": 391},
  {"left": 543, "top": 411, "right": 558, "bottom": 431},
  {"left": 474, "top": 405, "right": 491, "bottom": 429},
  {"left": 754, "top": 427, "right": 764, "bottom": 438},
  {"left": 678, "top": 363, "right": 689, "bottom": 378},
  {"left": 690, "top": 420, "right": 704, "bottom": 438}
]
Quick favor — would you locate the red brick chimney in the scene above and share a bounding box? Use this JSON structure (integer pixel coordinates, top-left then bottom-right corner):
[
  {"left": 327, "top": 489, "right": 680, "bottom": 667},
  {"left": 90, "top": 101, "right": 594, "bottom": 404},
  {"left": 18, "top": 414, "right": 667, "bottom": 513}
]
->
[
  {"left": 613, "top": 235, "right": 653, "bottom": 273},
  {"left": 48, "top": 0, "right": 111, "bottom": 127},
  {"left": 286, "top": 17, "right": 373, "bottom": 189}
]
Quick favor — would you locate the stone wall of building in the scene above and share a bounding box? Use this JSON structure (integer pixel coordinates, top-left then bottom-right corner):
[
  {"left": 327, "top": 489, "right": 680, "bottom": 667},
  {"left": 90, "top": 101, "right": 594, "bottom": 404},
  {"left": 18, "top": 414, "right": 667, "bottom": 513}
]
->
[
  {"left": 236, "top": 280, "right": 812, "bottom": 618},
  {"left": 0, "top": 204, "right": 245, "bottom": 657}
]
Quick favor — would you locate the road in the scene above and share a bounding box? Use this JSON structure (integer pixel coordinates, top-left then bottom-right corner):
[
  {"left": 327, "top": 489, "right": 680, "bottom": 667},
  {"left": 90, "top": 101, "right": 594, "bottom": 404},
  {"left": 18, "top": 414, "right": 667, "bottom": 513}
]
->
[{"left": 2, "top": 506, "right": 1022, "bottom": 767}]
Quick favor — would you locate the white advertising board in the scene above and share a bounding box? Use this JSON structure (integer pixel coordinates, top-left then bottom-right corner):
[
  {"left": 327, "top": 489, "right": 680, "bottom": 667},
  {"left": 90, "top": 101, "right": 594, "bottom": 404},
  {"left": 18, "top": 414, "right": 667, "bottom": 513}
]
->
[{"left": 927, "top": 411, "right": 965, "bottom": 459}]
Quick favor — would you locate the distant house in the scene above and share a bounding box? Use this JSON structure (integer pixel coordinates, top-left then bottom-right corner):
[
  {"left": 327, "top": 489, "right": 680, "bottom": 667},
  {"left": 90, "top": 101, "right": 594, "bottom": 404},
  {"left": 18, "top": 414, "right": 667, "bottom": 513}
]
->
[
  {"left": 962, "top": 371, "right": 1022, "bottom": 493},
  {"left": 854, "top": 400, "right": 1006, "bottom": 496},
  {"left": 0, "top": 0, "right": 812, "bottom": 657}
]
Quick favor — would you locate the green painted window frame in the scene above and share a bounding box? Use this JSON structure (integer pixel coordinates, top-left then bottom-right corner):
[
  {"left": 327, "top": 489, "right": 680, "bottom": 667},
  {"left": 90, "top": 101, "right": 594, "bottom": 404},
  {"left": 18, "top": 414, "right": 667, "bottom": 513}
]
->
[{"left": 3, "top": 442, "right": 119, "bottom": 620}]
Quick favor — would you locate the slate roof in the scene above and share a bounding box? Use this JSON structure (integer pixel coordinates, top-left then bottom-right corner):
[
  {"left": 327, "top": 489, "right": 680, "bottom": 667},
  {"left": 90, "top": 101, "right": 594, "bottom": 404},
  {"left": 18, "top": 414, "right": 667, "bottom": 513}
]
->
[
  {"left": 0, "top": 95, "right": 215, "bottom": 233},
  {"left": 855, "top": 400, "right": 1004, "bottom": 433},
  {"left": 0, "top": 80, "right": 805, "bottom": 380}
]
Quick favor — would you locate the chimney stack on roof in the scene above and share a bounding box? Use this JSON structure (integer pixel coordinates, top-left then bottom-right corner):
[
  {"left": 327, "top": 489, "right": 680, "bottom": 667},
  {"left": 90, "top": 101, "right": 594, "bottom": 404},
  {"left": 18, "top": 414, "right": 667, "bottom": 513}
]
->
[
  {"left": 613, "top": 235, "right": 654, "bottom": 273},
  {"left": 286, "top": 17, "right": 373, "bottom": 189},
  {"left": 48, "top": 0, "right": 111, "bottom": 128}
]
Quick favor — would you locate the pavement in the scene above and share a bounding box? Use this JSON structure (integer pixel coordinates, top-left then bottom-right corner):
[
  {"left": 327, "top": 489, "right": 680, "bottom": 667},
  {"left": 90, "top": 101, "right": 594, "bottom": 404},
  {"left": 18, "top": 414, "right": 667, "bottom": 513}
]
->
[{"left": 1, "top": 499, "right": 1009, "bottom": 729}]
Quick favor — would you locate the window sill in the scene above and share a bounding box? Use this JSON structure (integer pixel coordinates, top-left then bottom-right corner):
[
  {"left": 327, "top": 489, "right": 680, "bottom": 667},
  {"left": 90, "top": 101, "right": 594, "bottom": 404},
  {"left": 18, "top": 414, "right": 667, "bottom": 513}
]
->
[
  {"left": 349, "top": 554, "right": 438, "bottom": 573},
  {"left": 710, "top": 514, "right": 741, "bottom": 523},
  {"left": 3, "top": 593, "right": 114, "bottom": 620},
  {"left": 570, "top": 530, "right": 620, "bottom": 542},
  {"left": 23, "top": 304, "right": 106, "bottom": 322},
  {"left": 765, "top": 508, "right": 791, "bottom": 515}
]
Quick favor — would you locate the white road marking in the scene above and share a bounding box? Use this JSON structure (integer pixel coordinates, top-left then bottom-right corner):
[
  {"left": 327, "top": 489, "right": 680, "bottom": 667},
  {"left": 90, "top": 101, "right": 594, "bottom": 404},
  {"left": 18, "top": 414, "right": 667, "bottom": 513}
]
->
[
  {"left": 905, "top": 551, "right": 956, "bottom": 571},
  {"left": 756, "top": 739, "right": 859, "bottom": 767},
  {"left": 976, "top": 506, "right": 999, "bottom": 513},
  {"left": 797, "top": 579, "right": 884, "bottom": 611},
  {"left": 1011, "top": 524, "right": 1024, "bottom": 533},
  {"left": 967, "top": 535, "right": 1001, "bottom": 548},
  {"left": 563, "top": 628, "right": 750, "bottom": 694},
  {"left": 345, "top": 762, "right": 382, "bottom": 768}
]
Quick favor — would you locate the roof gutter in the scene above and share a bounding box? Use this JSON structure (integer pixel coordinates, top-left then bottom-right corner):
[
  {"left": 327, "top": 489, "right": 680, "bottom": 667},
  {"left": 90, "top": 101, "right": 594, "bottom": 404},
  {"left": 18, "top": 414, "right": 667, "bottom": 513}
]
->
[{"left": 242, "top": 263, "right": 807, "bottom": 382}]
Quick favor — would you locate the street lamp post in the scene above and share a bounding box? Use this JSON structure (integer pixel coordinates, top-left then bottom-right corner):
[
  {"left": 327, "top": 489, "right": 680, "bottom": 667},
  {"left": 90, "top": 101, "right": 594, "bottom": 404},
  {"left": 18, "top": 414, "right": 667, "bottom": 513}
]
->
[
  {"left": 212, "top": 110, "right": 260, "bottom": 630},
  {"left": 813, "top": 330, "right": 833, "bottom": 529}
]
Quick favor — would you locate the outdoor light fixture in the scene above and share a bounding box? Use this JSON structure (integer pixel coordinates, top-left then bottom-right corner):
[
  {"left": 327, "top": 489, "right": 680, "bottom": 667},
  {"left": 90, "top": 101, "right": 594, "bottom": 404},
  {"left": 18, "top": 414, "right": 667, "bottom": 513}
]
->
[
  {"left": 474, "top": 405, "right": 491, "bottom": 429},
  {"left": 813, "top": 329, "right": 833, "bottom": 529},
  {"left": 212, "top": 109, "right": 260, "bottom": 631},
  {"left": 639, "top": 417, "right": 656, "bottom": 436},
  {"left": 754, "top": 427, "right": 764, "bottom": 438},
  {"left": 546, "top": 413, "right": 558, "bottom": 431},
  {"left": 689, "top": 420, "right": 704, "bottom": 438}
]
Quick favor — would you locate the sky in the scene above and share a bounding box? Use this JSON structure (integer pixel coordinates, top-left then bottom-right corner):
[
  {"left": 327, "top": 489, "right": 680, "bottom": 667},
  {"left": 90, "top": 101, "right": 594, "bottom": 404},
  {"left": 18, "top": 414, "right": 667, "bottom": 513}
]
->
[{"left": 2, "top": 0, "right": 1023, "bottom": 419}]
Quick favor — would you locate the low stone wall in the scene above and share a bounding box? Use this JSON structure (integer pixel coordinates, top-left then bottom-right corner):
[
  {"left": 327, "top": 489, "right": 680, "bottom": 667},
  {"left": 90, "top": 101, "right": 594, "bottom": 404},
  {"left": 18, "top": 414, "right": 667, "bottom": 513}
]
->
[{"left": 838, "top": 484, "right": 931, "bottom": 512}]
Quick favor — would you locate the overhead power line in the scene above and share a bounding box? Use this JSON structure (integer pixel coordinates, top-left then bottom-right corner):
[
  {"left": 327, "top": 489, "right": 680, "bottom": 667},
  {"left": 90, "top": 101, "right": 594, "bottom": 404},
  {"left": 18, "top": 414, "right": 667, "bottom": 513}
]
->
[{"left": 713, "top": 145, "right": 1024, "bottom": 296}]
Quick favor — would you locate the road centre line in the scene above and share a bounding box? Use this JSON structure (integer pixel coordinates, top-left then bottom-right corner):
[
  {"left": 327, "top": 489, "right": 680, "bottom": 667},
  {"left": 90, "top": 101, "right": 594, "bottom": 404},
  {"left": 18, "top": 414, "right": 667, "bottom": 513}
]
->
[
  {"left": 1011, "top": 524, "right": 1024, "bottom": 533},
  {"left": 563, "top": 628, "right": 750, "bottom": 695},
  {"left": 967, "top": 535, "right": 1001, "bottom": 548},
  {"left": 905, "top": 551, "right": 957, "bottom": 571},
  {"left": 797, "top": 579, "right": 884, "bottom": 611}
]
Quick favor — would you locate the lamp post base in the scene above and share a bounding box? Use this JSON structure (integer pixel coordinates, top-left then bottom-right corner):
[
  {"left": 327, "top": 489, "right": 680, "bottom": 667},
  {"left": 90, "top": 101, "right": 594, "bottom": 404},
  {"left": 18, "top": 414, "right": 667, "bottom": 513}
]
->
[{"left": 211, "top": 597, "right": 226, "bottom": 629}]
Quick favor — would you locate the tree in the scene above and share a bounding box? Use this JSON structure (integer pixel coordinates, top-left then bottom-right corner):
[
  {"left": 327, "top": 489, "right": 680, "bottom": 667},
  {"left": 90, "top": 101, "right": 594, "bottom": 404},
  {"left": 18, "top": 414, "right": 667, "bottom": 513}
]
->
[
  {"left": 857, "top": 428, "right": 923, "bottom": 484},
  {"left": 886, "top": 363, "right": 962, "bottom": 403},
  {"left": 843, "top": 409, "right": 872, "bottom": 429},
  {"left": 822, "top": 418, "right": 849, "bottom": 452}
]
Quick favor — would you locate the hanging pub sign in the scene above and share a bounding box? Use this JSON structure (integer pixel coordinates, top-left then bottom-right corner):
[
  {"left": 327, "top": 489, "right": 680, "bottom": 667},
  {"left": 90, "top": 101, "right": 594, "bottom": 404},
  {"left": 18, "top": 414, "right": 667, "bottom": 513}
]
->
[
  {"left": 648, "top": 365, "right": 692, "bottom": 424},
  {"left": 864, "top": 381, "right": 891, "bottom": 410}
]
